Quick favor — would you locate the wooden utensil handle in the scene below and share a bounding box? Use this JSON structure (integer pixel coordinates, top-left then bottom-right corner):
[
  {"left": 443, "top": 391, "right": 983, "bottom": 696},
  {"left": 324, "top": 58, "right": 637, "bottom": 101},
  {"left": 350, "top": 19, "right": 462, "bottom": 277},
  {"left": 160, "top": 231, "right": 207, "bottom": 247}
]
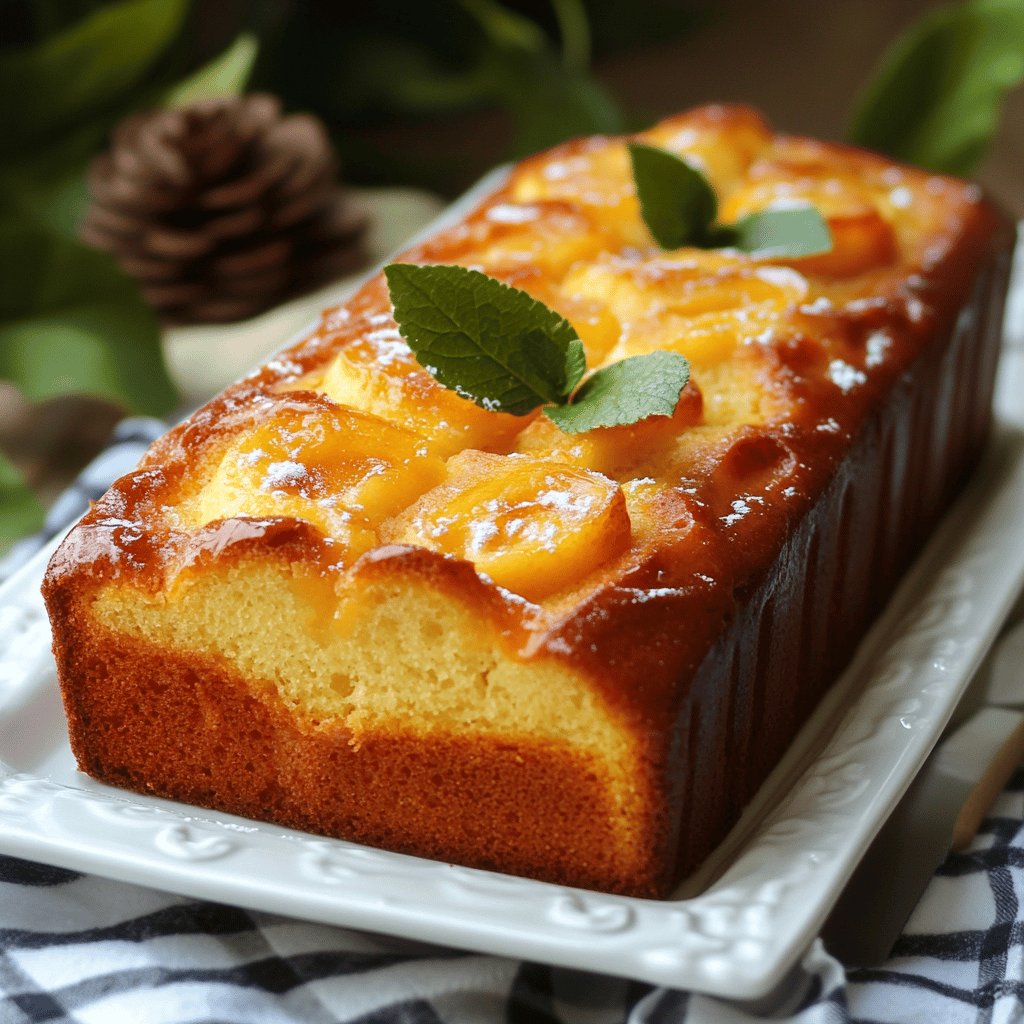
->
[{"left": 953, "top": 717, "right": 1024, "bottom": 851}]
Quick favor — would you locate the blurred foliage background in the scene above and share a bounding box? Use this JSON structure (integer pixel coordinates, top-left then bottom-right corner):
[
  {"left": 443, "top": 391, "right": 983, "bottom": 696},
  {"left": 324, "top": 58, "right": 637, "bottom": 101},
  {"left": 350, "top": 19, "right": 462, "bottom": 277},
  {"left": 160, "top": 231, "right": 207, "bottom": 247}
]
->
[{"left": 0, "top": 0, "right": 1022, "bottom": 545}]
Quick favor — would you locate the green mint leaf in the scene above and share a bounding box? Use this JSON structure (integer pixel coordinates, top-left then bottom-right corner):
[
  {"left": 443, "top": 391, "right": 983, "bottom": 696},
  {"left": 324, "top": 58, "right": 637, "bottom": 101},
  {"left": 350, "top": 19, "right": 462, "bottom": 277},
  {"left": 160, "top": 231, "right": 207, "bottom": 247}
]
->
[
  {"left": 849, "top": 0, "right": 1024, "bottom": 176},
  {"left": 629, "top": 143, "right": 833, "bottom": 258},
  {"left": 628, "top": 142, "right": 717, "bottom": 249},
  {"left": 0, "top": 451, "right": 43, "bottom": 546},
  {"left": 385, "top": 263, "right": 689, "bottom": 435},
  {"left": 729, "top": 206, "right": 832, "bottom": 258},
  {"left": 385, "top": 263, "right": 585, "bottom": 416},
  {"left": 0, "top": 219, "right": 177, "bottom": 416},
  {"left": 545, "top": 351, "right": 690, "bottom": 434}
]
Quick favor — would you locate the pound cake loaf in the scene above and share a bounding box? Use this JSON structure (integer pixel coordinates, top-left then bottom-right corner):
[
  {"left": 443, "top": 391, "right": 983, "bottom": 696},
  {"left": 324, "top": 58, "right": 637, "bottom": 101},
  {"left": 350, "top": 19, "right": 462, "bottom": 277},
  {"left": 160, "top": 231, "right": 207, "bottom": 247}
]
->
[{"left": 44, "top": 106, "right": 1014, "bottom": 898}]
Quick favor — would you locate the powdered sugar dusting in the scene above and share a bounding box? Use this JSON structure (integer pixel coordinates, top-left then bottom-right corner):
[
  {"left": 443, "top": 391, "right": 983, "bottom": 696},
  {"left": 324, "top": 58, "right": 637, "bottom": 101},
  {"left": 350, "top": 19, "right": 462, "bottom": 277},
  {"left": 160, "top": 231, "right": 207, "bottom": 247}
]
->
[
  {"left": 261, "top": 460, "right": 308, "bottom": 492},
  {"left": 828, "top": 359, "right": 867, "bottom": 393}
]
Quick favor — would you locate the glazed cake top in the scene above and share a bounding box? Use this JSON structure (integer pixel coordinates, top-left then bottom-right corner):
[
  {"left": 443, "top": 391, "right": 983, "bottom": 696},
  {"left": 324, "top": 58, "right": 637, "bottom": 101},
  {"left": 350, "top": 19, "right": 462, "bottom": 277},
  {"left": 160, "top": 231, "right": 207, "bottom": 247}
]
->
[{"left": 49, "top": 104, "right": 1006, "bottom": 691}]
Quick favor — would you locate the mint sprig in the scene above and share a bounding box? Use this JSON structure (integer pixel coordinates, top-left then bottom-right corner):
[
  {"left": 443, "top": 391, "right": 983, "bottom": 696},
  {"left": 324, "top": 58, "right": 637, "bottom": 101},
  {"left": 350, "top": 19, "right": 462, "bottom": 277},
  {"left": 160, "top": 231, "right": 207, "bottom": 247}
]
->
[
  {"left": 384, "top": 263, "right": 689, "bottom": 434},
  {"left": 384, "top": 263, "right": 585, "bottom": 415},
  {"left": 0, "top": 451, "right": 43, "bottom": 545},
  {"left": 627, "top": 142, "right": 832, "bottom": 258},
  {"left": 544, "top": 351, "right": 690, "bottom": 433}
]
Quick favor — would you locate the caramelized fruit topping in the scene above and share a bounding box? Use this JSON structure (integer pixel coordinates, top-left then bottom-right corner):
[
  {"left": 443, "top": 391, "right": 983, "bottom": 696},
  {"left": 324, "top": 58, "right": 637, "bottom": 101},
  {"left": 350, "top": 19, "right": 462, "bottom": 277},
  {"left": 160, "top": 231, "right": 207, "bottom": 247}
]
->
[
  {"left": 389, "top": 451, "right": 631, "bottom": 602},
  {"left": 189, "top": 400, "right": 445, "bottom": 557}
]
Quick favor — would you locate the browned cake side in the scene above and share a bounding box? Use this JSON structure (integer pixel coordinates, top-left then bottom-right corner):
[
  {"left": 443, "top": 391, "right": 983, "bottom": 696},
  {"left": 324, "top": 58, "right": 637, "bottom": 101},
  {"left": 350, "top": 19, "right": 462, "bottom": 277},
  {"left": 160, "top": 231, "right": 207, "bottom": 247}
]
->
[{"left": 43, "top": 106, "right": 1016, "bottom": 897}]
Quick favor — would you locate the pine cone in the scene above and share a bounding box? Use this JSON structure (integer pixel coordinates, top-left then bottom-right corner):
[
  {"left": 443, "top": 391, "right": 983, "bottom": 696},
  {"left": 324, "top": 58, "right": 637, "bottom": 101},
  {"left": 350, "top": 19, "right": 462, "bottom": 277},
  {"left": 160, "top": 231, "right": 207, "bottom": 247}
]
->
[{"left": 81, "top": 94, "right": 369, "bottom": 325}]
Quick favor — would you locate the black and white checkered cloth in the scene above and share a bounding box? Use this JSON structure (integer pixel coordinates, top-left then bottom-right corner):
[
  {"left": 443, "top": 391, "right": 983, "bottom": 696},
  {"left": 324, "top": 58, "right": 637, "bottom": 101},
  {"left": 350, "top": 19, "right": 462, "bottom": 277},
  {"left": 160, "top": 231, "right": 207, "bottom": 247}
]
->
[{"left": 2, "top": 418, "right": 1024, "bottom": 1024}]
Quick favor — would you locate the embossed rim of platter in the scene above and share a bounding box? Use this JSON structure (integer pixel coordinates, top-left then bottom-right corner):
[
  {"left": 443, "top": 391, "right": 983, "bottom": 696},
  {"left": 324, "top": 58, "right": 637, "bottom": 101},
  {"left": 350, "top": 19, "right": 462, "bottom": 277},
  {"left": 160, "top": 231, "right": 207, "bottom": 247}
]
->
[{"left": 0, "top": 238, "right": 1021, "bottom": 1001}]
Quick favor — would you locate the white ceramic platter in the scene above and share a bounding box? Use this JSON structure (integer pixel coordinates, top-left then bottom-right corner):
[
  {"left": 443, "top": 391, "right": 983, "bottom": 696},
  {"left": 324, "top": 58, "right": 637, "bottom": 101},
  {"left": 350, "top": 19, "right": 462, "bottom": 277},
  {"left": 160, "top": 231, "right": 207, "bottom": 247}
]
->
[{"left": 0, "top": 225, "right": 1021, "bottom": 1000}]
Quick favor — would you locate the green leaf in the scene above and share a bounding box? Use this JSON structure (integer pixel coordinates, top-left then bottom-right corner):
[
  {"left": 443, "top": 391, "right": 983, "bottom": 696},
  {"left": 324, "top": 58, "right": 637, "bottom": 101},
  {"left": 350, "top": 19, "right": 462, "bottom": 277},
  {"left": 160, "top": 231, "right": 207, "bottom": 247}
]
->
[
  {"left": 727, "top": 206, "right": 832, "bottom": 258},
  {"left": 20, "top": 2, "right": 110, "bottom": 43},
  {"left": 496, "top": 51, "right": 624, "bottom": 156},
  {"left": 459, "top": 0, "right": 549, "bottom": 53},
  {"left": 583, "top": 1, "right": 709, "bottom": 55},
  {"left": 545, "top": 351, "right": 690, "bottom": 434},
  {"left": 0, "top": 451, "right": 44, "bottom": 544},
  {"left": 849, "top": 0, "right": 1024, "bottom": 175},
  {"left": 0, "top": 0, "right": 189, "bottom": 150},
  {"left": 385, "top": 263, "right": 586, "bottom": 415},
  {"left": 165, "top": 32, "right": 259, "bottom": 108},
  {"left": 627, "top": 142, "right": 717, "bottom": 249},
  {"left": 0, "top": 221, "right": 176, "bottom": 416},
  {"left": 332, "top": 34, "right": 494, "bottom": 115},
  {"left": 386, "top": 264, "right": 693, "bottom": 434},
  {"left": 550, "top": 0, "right": 591, "bottom": 73},
  {"left": 629, "top": 143, "right": 833, "bottom": 258},
  {"left": 0, "top": 125, "right": 101, "bottom": 238},
  {"left": 465, "top": 0, "right": 623, "bottom": 155}
]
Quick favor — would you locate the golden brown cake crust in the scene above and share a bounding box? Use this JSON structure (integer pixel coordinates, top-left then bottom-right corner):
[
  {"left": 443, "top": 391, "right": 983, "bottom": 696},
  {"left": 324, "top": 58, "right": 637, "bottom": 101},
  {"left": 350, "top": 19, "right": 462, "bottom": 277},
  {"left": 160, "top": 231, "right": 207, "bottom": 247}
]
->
[{"left": 43, "top": 105, "right": 1016, "bottom": 897}]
